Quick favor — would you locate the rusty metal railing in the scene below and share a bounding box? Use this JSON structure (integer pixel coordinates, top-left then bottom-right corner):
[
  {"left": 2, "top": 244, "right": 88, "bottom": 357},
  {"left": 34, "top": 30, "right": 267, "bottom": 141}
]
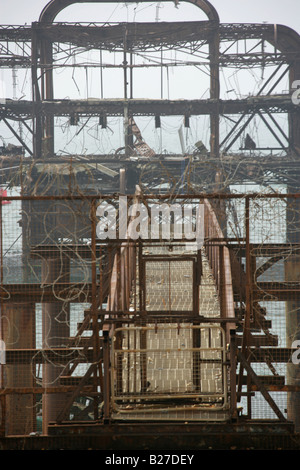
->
[{"left": 203, "top": 199, "right": 235, "bottom": 325}]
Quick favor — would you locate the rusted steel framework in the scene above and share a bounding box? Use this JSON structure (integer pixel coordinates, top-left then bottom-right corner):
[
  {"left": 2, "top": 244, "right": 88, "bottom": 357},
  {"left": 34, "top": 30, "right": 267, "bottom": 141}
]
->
[
  {"left": 0, "top": 0, "right": 300, "bottom": 450},
  {"left": 0, "top": 6, "right": 300, "bottom": 191},
  {"left": 0, "top": 191, "right": 300, "bottom": 448}
]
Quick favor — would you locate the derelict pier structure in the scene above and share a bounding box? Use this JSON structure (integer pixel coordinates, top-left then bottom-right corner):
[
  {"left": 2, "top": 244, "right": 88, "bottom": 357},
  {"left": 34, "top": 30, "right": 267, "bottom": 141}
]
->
[{"left": 0, "top": 0, "right": 300, "bottom": 450}]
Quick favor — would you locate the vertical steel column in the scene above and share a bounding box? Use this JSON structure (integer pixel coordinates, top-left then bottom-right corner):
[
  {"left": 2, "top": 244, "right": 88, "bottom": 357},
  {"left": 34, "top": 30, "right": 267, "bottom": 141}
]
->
[
  {"left": 286, "top": 196, "right": 300, "bottom": 430},
  {"left": 286, "top": 53, "right": 300, "bottom": 430},
  {"left": 209, "top": 26, "right": 220, "bottom": 159},
  {"left": 230, "top": 330, "right": 238, "bottom": 419},
  {"left": 192, "top": 326, "right": 201, "bottom": 392},
  {"left": 91, "top": 198, "right": 100, "bottom": 419},
  {"left": 42, "top": 256, "right": 70, "bottom": 434},
  {"left": 237, "top": 197, "right": 252, "bottom": 412},
  {"left": 120, "top": 169, "right": 126, "bottom": 194},
  {"left": 219, "top": 244, "right": 225, "bottom": 318},
  {"left": 40, "top": 33, "right": 54, "bottom": 158},
  {"left": 2, "top": 301, "right": 35, "bottom": 436},
  {"left": 102, "top": 327, "right": 110, "bottom": 422},
  {"left": 31, "top": 23, "right": 42, "bottom": 158}
]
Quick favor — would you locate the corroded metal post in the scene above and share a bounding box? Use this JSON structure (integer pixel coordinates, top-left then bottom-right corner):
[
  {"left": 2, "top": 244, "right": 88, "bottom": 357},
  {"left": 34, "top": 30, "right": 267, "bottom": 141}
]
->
[
  {"left": 42, "top": 256, "right": 70, "bottom": 434},
  {"left": 209, "top": 27, "right": 220, "bottom": 159},
  {"left": 2, "top": 301, "right": 35, "bottom": 436},
  {"left": 286, "top": 196, "right": 300, "bottom": 430}
]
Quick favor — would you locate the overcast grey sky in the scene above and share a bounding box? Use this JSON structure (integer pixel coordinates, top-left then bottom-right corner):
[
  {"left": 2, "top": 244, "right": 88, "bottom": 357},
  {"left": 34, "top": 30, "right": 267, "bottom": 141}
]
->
[{"left": 0, "top": 0, "right": 299, "bottom": 34}]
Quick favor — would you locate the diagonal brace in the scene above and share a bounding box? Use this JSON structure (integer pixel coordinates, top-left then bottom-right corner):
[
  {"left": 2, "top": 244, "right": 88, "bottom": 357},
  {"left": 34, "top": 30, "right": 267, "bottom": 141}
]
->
[{"left": 238, "top": 350, "right": 286, "bottom": 422}]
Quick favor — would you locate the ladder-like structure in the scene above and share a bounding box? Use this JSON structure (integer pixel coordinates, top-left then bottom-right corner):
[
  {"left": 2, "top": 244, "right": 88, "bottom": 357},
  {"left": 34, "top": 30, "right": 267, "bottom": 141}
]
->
[{"left": 36, "top": 195, "right": 288, "bottom": 428}]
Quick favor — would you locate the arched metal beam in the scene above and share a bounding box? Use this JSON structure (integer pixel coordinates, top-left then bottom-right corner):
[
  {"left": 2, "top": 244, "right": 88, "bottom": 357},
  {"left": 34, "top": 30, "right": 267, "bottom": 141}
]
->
[
  {"left": 37, "top": 0, "right": 220, "bottom": 157},
  {"left": 39, "top": 0, "right": 220, "bottom": 23}
]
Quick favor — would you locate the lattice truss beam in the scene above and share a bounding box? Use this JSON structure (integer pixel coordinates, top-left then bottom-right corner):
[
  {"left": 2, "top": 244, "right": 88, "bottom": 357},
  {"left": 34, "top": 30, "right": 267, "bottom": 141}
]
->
[{"left": 0, "top": 15, "right": 300, "bottom": 188}]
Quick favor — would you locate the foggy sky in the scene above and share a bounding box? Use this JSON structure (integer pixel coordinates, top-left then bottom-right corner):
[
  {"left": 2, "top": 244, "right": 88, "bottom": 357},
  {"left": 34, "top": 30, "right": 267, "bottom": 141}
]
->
[{"left": 0, "top": 0, "right": 299, "bottom": 35}]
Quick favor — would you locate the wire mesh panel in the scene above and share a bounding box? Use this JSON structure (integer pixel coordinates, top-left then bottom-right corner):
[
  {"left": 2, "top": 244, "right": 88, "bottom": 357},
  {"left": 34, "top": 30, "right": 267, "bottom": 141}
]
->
[
  {"left": 0, "top": 194, "right": 101, "bottom": 436},
  {"left": 145, "top": 259, "right": 194, "bottom": 312},
  {"left": 229, "top": 195, "right": 300, "bottom": 426},
  {"left": 111, "top": 324, "right": 229, "bottom": 421}
]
